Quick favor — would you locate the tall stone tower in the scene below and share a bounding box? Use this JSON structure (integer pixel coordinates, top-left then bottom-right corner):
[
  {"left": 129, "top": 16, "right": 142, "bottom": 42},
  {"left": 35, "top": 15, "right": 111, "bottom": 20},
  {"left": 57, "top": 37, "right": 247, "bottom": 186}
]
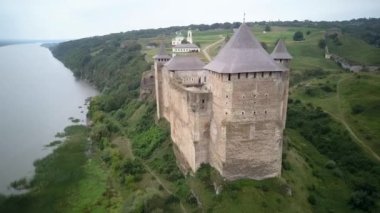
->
[
  {"left": 187, "top": 30, "right": 193, "bottom": 44},
  {"left": 204, "top": 23, "right": 291, "bottom": 180},
  {"left": 153, "top": 43, "right": 171, "bottom": 119},
  {"left": 271, "top": 39, "right": 292, "bottom": 129}
]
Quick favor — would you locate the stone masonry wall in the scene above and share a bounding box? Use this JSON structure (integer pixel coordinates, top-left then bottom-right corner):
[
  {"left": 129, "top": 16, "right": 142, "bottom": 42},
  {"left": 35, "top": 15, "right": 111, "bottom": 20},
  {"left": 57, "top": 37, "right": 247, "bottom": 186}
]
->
[
  {"left": 161, "top": 67, "right": 211, "bottom": 172},
  {"left": 208, "top": 71, "right": 287, "bottom": 180}
]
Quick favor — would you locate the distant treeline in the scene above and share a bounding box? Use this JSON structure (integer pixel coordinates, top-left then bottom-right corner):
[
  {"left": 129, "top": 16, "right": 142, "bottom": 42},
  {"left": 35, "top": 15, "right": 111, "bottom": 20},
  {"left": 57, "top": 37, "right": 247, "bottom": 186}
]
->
[{"left": 120, "top": 18, "right": 380, "bottom": 46}]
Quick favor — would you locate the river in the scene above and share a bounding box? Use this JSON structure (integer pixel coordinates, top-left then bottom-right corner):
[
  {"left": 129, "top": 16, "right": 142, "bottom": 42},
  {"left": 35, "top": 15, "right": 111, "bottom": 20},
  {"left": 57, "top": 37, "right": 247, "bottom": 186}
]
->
[{"left": 0, "top": 44, "right": 98, "bottom": 194}]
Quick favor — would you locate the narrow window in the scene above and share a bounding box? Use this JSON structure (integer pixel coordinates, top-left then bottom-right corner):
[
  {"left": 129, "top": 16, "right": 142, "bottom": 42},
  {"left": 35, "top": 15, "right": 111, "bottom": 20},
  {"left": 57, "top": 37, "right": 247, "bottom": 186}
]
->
[
  {"left": 265, "top": 110, "right": 267, "bottom": 114},
  {"left": 254, "top": 111, "right": 256, "bottom": 115},
  {"left": 226, "top": 95, "right": 228, "bottom": 98},
  {"left": 228, "top": 74, "right": 231, "bottom": 81},
  {"left": 242, "top": 111, "right": 245, "bottom": 115},
  {"left": 198, "top": 78, "right": 201, "bottom": 84},
  {"left": 225, "top": 112, "right": 228, "bottom": 115},
  {"left": 202, "top": 99, "right": 205, "bottom": 103},
  {"left": 204, "top": 76, "right": 206, "bottom": 82}
]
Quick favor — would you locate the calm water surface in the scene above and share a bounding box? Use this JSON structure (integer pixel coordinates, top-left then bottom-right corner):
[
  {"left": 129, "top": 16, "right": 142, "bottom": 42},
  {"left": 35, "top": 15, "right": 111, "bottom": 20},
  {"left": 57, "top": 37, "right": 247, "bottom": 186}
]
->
[{"left": 0, "top": 44, "right": 98, "bottom": 194}]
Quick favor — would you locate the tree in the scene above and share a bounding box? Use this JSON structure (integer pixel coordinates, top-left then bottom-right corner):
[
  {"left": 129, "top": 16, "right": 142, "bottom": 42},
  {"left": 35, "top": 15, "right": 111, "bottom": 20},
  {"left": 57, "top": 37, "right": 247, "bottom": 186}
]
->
[
  {"left": 264, "top": 25, "right": 271, "bottom": 32},
  {"left": 318, "top": 39, "right": 326, "bottom": 49},
  {"left": 225, "top": 34, "right": 230, "bottom": 42},
  {"left": 293, "top": 31, "right": 304, "bottom": 41},
  {"left": 351, "top": 104, "right": 365, "bottom": 114},
  {"left": 181, "top": 39, "right": 189, "bottom": 44},
  {"left": 260, "top": 42, "right": 268, "bottom": 51}
]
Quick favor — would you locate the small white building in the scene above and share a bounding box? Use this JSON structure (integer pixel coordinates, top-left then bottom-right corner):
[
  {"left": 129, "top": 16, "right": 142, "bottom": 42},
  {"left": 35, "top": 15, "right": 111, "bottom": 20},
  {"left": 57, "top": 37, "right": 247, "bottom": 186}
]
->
[
  {"left": 172, "top": 43, "right": 200, "bottom": 56},
  {"left": 171, "top": 32, "right": 184, "bottom": 46},
  {"left": 172, "top": 30, "right": 193, "bottom": 46}
]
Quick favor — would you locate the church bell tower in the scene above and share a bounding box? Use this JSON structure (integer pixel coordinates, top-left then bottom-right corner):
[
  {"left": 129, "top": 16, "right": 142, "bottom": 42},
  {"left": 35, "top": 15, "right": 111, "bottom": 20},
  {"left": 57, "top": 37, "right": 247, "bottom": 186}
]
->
[{"left": 187, "top": 30, "right": 193, "bottom": 44}]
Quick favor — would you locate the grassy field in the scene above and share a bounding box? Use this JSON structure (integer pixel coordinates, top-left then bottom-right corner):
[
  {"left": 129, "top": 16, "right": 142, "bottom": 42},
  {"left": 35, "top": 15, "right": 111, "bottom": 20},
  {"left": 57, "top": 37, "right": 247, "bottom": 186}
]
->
[
  {"left": 339, "top": 73, "right": 380, "bottom": 155},
  {"left": 291, "top": 72, "right": 380, "bottom": 158},
  {"left": 328, "top": 34, "right": 380, "bottom": 65}
]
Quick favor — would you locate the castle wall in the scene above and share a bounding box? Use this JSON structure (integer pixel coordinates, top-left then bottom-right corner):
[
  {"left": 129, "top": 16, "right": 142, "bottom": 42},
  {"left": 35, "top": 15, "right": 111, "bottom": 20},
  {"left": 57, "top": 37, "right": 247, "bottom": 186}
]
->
[
  {"left": 154, "top": 63, "right": 164, "bottom": 118},
  {"left": 209, "top": 71, "right": 287, "bottom": 180},
  {"left": 175, "top": 70, "right": 208, "bottom": 85},
  {"left": 160, "top": 67, "right": 211, "bottom": 172},
  {"left": 139, "top": 70, "right": 155, "bottom": 100}
]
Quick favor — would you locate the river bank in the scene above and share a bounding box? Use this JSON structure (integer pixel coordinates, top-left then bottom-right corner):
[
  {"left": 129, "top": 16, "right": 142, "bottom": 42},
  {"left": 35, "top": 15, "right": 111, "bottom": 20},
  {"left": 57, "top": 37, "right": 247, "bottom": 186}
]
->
[
  {"left": 0, "top": 44, "right": 98, "bottom": 194},
  {"left": 0, "top": 125, "right": 114, "bottom": 212}
]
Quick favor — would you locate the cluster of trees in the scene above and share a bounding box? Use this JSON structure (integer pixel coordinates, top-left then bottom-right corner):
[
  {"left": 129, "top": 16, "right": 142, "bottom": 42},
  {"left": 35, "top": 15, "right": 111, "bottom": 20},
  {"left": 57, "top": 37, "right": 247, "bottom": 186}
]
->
[
  {"left": 327, "top": 33, "right": 342, "bottom": 46},
  {"left": 51, "top": 36, "right": 149, "bottom": 92}
]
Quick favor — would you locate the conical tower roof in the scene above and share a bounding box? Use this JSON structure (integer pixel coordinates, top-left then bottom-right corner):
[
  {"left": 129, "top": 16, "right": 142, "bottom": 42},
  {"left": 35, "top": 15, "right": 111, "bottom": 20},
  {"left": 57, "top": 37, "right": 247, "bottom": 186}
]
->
[
  {"left": 153, "top": 43, "right": 171, "bottom": 59},
  {"left": 271, "top": 39, "right": 292, "bottom": 60},
  {"left": 204, "top": 23, "right": 285, "bottom": 73}
]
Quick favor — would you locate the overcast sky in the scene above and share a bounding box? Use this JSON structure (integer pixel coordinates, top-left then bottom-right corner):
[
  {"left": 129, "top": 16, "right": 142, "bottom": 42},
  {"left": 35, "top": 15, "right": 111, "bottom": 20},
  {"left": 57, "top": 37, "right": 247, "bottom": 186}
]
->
[{"left": 1, "top": 0, "right": 379, "bottom": 40}]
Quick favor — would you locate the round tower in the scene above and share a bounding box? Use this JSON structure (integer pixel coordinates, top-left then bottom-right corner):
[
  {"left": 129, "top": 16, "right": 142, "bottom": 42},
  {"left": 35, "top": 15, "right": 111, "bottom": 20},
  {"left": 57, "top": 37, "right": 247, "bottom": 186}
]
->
[{"left": 153, "top": 43, "right": 171, "bottom": 119}]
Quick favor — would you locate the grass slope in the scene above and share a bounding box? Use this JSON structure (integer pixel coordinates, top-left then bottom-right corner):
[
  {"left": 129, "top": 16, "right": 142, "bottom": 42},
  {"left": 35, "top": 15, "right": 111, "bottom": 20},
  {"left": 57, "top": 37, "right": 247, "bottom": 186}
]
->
[{"left": 328, "top": 34, "right": 380, "bottom": 65}]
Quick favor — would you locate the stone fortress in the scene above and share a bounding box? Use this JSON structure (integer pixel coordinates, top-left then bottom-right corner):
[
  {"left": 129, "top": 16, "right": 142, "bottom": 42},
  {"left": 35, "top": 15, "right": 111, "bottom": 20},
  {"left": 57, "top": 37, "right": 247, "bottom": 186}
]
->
[{"left": 153, "top": 22, "right": 292, "bottom": 180}]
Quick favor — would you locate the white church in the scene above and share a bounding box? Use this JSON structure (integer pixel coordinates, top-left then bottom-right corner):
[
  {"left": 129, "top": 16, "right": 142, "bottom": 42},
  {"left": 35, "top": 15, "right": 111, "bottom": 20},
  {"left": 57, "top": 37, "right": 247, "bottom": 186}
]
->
[{"left": 171, "top": 30, "right": 200, "bottom": 56}]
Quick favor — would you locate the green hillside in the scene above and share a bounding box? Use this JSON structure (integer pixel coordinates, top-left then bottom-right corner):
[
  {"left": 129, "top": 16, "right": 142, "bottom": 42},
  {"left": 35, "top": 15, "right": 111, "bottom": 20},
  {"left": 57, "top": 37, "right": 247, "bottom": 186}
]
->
[
  {"left": 1, "top": 20, "right": 380, "bottom": 212},
  {"left": 328, "top": 35, "right": 380, "bottom": 65}
]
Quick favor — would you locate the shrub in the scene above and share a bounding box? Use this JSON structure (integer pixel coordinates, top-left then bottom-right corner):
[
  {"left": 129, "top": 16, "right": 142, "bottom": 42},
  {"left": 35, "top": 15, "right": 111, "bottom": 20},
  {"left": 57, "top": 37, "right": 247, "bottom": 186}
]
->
[
  {"left": 351, "top": 104, "right": 365, "bottom": 114},
  {"left": 121, "top": 159, "right": 145, "bottom": 175},
  {"left": 282, "top": 160, "right": 292, "bottom": 170},
  {"left": 308, "top": 194, "right": 317, "bottom": 205},
  {"left": 325, "top": 160, "right": 336, "bottom": 169},
  {"left": 293, "top": 31, "right": 304, "bottom": 41},
  {"left": 264, "top": 25, "right": 271, "bottom": 32},
  {"left": 348, "top": 190, "right": 376, "bottom": 211}
]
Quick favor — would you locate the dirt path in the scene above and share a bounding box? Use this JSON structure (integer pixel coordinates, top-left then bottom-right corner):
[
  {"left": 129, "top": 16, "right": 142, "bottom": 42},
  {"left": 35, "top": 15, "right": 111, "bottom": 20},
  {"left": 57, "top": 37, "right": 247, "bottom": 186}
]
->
[
  {"left": 290, "top": 77, "right": 380, "bottom": 161},
  {"left": 334, "top": 77, "right": 380, "bottom": 161},
  {"left": 202, "top": 36, "right": 225, "bottom": 62},
  {"left": 113, "top": 137, "right": 188, "bottom": 212}
]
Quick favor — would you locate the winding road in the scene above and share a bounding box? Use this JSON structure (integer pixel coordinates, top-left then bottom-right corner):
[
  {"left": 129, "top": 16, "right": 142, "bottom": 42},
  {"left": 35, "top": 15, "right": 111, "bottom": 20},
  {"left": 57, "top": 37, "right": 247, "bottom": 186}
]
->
[{"left": 202, "top": 36, "right": 225, "bottom": 62}]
